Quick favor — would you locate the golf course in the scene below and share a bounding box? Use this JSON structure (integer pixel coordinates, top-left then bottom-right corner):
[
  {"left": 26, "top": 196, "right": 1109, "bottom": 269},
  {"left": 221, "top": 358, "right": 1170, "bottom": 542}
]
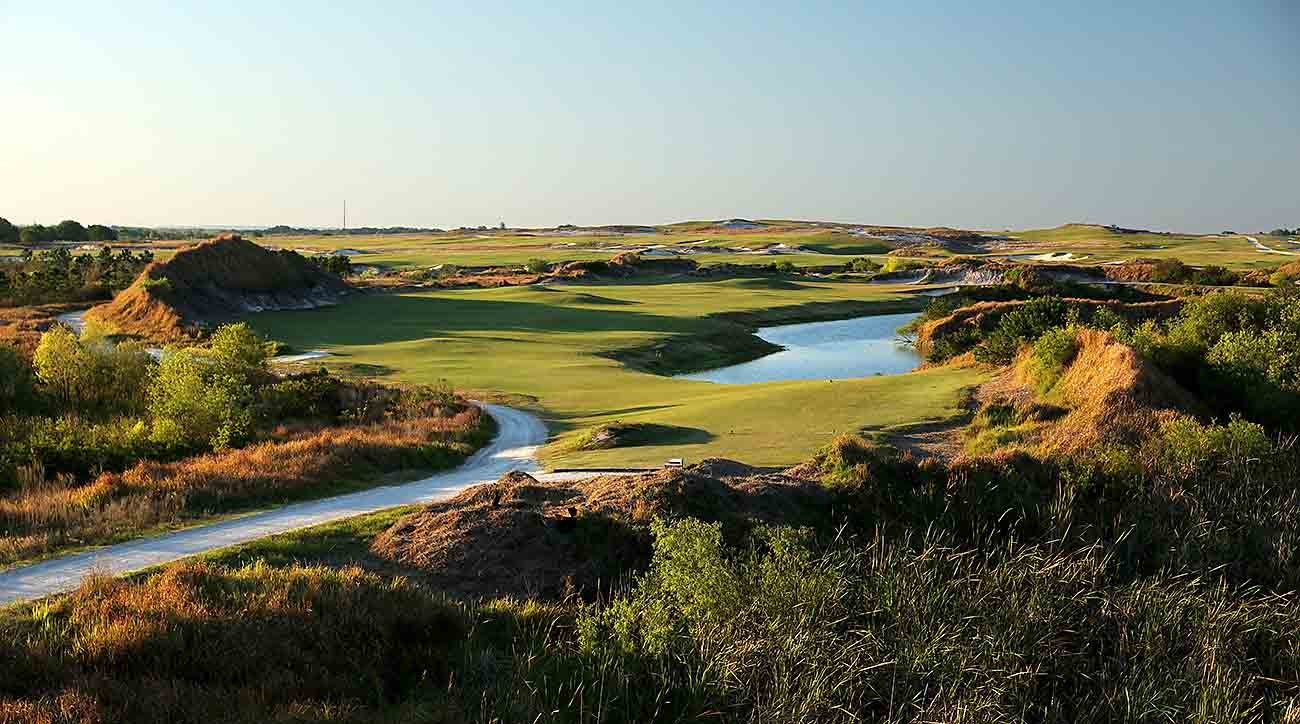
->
[{"left": 251, "top": 277, "right": 984, "bottom": 467}]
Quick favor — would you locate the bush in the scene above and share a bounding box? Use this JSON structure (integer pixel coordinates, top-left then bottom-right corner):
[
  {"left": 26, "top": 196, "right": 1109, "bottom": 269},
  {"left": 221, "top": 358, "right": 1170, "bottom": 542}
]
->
[
  {"left": 254, "top": 370, "right": 343, "bottom": 422},
  {"left": 525, "top": 258, "right": 550, "bottom": 274},
  {"left": 32, "top": 327, "right": 155, "bottom": 416},
  {"left": 148, "top": 349, "right": 253, "bottom": 450},
  {"left": 1152, "top": 415, "right": 1272, "bottom": 479},
  {"left": 206, "top": 322, "right": 274, "bottom": 379},
  {"left": 973, "top": 331, "right": 1021, "bottom": 365},
  {"left": 1026, "top": 325, "right": 1080, "bottom": 389},
  {"left": 845, "top": 257, "right": 879, "bottom": 274},
  {"left": 0, "top": 344, "right": 36, "bottom": 413}
]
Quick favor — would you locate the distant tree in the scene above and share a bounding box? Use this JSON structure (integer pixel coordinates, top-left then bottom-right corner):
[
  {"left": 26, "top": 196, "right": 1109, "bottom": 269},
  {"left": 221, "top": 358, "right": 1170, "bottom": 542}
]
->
[
  {"left": 53, "top": 220, "right": 88, "bottom": 242},
  {"left": 310, "top": 255, "right": 352, "bottom": 276},
  {"left": 86, "top": 224, "right": 118, "bottom": 242},
  {"left": 0, "top": 217, "right": 18, "bottom": 243},
  {"left": 20, "top": 225, "right": 48, "bottom": 245}
]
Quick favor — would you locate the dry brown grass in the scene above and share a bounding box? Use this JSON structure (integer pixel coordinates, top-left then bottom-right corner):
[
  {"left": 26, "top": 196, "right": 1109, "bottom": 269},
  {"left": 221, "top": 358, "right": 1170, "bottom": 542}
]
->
[
  {"left": 0, "top": 303, "right": 83, "bottom": 356},
  {"left": 0, "top": 560, "right": 464, "bottom": 723},
  {"left": 370, "top": 462, "right": 830, "bottom": 600},
  {"left": 0, "top": 407, "right": 487, "bottom": 566},
  {"left": 87, "top": 234, "right": 352, "bottom": 341},
  {"left": 1021, "top": 329, "right": 1200, "bottom": 454}
]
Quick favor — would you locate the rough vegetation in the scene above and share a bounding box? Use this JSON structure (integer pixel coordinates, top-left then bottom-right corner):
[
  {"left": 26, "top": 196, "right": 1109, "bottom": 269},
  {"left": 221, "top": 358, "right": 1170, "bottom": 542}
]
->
[
  {"left": 0, "top": 320, "right": 491, "bottom": 565},
  {"left": 87, "top": 234, "right": 354, "bottom": 341}
]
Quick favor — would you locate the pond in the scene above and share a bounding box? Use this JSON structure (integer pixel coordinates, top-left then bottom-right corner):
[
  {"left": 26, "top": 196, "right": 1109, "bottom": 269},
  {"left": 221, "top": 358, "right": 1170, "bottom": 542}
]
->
[{"left": 678, "top": 312, "right": 922, "bottom": 384}]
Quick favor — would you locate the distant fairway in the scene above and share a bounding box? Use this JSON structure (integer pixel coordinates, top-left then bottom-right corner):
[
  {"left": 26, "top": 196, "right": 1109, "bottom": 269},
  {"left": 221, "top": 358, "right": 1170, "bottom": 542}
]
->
[
  {"left": 251, "top": 279, "right": 983, "bottom": 468},
  {"left": 256, "top": 221, "right": 1282, "bottom": 275},
  {"left": 1002, "top": 224, "right": 1280, "bottom": 269}
]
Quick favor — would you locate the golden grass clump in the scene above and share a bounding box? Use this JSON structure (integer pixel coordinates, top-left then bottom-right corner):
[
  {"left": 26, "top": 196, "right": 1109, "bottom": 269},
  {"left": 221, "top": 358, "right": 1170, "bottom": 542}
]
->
[
  {"left": 0, "top": 560, "right": 464, "bottom": 723},
  {"left": 1030, "top": 328, "right": 1199, "bottom": 454}
]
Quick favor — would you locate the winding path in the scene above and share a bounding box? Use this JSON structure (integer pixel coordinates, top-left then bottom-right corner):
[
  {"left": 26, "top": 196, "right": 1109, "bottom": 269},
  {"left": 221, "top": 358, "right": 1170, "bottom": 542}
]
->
[{"left": 0, "top": 404, "right": 551, "bottom": 606}]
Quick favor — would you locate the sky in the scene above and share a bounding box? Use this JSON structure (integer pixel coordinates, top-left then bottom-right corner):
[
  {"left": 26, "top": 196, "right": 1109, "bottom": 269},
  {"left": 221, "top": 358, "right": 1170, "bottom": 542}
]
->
[{"left": 1, "top": 1, "right": 1296, "bottom": 233}]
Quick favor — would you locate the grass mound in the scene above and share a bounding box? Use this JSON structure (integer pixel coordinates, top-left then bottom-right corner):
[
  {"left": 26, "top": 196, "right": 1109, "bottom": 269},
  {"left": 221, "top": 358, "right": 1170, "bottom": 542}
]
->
[
  {"left": 369, "top": 463, "right": 831, "bottom": 599},
  {"left": 87, "top": 234, "right": 353, "bottom": 341},
  {"left": 569, "top": 420, "right": 710, "bottom": 450},
  {"left": 1023, "top": 329, "right": 1201, "bottom": 454}
]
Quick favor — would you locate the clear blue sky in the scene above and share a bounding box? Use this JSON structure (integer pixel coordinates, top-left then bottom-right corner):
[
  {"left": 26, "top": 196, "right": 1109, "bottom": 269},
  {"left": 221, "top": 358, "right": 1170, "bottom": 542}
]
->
[{"left": 2, "top": 1, "right": 1296, "bottom": 232}]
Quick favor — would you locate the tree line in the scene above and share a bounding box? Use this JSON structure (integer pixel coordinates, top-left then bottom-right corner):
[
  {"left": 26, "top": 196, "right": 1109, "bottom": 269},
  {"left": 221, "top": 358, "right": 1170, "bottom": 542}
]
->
[
  {"left": 0, "top": 246, "right": 153, "bottom": 306},
  {"left": 0, "top": 217, "right": 118, "bottom": 245}
]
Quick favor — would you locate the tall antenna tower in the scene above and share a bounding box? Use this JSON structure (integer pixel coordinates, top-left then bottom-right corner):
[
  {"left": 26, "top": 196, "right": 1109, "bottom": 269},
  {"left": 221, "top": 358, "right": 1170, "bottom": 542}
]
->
[{"left": 343, "top": 200, "right": 348, "bottom": 231}]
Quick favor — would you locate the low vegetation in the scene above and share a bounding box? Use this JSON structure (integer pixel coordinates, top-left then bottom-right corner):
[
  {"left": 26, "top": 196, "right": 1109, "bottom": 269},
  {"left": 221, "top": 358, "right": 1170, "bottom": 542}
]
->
[{"left": 0, "top": 321, "right": 491, "bottom": 565}]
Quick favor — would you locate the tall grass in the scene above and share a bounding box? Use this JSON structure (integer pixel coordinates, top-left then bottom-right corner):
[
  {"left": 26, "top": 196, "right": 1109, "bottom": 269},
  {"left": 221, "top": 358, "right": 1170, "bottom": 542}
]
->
[
  {"left": 0, "top": 406, "right": 489, "bottom": 565},
  {"left": 0, "top": 561, "right": 465, "bottom": 723}
]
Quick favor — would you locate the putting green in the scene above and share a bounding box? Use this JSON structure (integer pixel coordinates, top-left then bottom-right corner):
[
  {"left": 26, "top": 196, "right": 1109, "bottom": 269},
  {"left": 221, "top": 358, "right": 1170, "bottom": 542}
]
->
[{"left": 251, "top": 279, "right": 984, "bottom": 468}]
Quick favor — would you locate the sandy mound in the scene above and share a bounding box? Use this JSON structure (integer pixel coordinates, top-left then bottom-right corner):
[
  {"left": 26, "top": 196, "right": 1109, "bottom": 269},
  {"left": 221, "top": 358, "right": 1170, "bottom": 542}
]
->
[
  {"left": 87, "top": 234, "right": 353, "bottom": 341},
  {"left": 370, "top": 461, "right": 830, "bottom": 599}
]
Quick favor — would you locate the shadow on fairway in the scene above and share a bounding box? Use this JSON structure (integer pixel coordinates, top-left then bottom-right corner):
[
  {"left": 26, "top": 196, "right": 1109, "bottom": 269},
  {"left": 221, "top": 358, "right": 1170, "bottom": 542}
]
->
[{"left": 256, "top": 294, "right": 708, "bottom": 346}]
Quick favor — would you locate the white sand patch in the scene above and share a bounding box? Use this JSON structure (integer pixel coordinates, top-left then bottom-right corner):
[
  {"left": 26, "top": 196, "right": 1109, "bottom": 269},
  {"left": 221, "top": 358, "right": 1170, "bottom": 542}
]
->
[
  {"left": 1248, "top": 237, "right": 1299, "bottom": 256},
  {"left": 271, "top": 350, "right": 332, "bottom": 364}
]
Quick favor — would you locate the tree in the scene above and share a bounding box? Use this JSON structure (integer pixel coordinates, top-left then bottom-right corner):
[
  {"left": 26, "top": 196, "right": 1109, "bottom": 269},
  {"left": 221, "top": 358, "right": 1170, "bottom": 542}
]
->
[
  {"left": 207, "top": 322, "right": 273, "bottom": 380},
  {"left": 0, "top": 343, "right": 37, "bottom": 411},
  {"left": 20, "top": 225, "right": 47, "bottom": 245},
  {"left": 32, "top": 326, "right": 89, "bottom": 405},
  {"left": 86, "top": 224, "right": 117, "bottom": 242},
  {"left": 0, "top": 217, "right": 17, "bottom": 243},
  {"left": 149, "top": 349, "right": 252, "bottom": 450},
  {"left": 53, "top": 220, "right": 88, "bottom": 242}
]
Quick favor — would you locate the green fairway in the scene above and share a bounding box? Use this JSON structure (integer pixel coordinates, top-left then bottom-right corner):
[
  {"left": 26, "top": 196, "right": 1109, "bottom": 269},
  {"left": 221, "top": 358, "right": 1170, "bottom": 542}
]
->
[
  {"left": 258, "top": 227, "right": 922, "bottom": 272},
  {"left": 251, "top": 279, "right": 983, "bottom": 468},
  {"left": 998, "top": 224, "right": 1280, "bottom": 269}
]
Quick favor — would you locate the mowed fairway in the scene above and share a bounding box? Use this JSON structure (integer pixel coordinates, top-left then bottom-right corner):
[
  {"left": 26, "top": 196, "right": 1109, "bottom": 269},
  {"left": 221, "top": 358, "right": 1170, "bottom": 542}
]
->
[{"left": 251, "top": 278, "right": 983, "bottom": 468}]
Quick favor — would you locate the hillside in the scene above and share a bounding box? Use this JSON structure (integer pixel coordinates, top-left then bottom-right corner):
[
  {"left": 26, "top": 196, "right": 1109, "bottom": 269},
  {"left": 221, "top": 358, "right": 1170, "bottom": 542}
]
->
[{"left": 87, "top": 234, "right": 354, "bottom": 340}]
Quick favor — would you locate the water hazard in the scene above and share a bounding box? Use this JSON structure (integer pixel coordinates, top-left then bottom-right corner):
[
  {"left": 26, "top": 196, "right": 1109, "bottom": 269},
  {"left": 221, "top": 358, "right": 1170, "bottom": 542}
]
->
[{"left": 679, "top": 312, "right": 922, "bottom": 384}]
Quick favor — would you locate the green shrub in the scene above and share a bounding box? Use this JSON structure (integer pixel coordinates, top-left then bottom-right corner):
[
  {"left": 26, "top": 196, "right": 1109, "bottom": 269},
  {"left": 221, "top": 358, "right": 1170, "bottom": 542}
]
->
[
  {"left": 1152, "top": 415, "right": 1272, "bottom": 479},
  {"left": 148, "top": 349, "right": 253, "bottom": 450},
  {"left": 997, "top": 296, "right": 1070, "bottom": 341},
  {"left": 1027, "top": 326, "right": 1080, "bottom": 390},
  {"left": 254, "top": 370, "right": 343, "bottom": 422},
  {"left": 972, "top": 330, "right": 1021, "bottom": 365},
  {"left": 138, "top": 274, "right": 171, "bottom": 292},
  {"left": 524, "top": 258, "right": 550, "bottom": 274},
  {"left": 845, "top": 257, "right": 879, "bottom": 273}
]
